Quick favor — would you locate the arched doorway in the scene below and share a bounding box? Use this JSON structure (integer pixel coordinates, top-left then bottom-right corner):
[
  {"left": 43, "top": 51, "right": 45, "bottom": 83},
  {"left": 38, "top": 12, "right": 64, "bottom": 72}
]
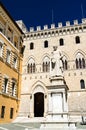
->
[{"left": 34, "top": 92, "right": 44, "bottom": 117}]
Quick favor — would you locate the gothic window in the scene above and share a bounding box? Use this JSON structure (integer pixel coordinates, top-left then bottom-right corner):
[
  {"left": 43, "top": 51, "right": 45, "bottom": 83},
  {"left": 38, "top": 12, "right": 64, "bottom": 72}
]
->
[
  {"left": 44, "top": 40, "right": 48, "bottom": 48},
  {"left": 80, "top": 79, "right": 85, "bottom": 89},
  {"left": 59, "top": 38, "right": 64, "bottom": 46},
  {"left": 42, "top": 56, "right": 50, "bottom": 72},
  {"left": 27, "top": 58, "right": 35, "bottom": 73},
  {"left": 75, "top": 53, "right": 85, "bottom": 69},
  {"left": 75, "top": 36, "right": 80, "bottom": 44},
  {"left": 62, "top": 56, "right": 68, "bottom": 70},
  {"left": 30, "top": 42, "right": 34, "bottom": 50}
]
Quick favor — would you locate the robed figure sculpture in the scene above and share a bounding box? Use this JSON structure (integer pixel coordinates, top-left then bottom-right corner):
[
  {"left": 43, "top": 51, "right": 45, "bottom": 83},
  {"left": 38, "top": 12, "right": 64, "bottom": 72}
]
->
[{"left": 50, "top": 46, "right": 63, "bottom": 78}]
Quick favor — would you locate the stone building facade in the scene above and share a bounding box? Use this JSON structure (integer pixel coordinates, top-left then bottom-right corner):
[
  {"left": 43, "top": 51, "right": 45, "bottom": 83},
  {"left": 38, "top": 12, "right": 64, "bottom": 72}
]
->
[
  {"left": 0, "top": 2, "right": 24, "bottom": 123},
  {"left": 19, "top": 19, "right": 86, "bottom": 121}
]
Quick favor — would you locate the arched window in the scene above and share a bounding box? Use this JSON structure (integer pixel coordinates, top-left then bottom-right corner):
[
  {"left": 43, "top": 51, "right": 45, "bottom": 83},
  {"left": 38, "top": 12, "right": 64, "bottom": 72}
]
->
[
  {"left": 30, "top": 42, "right": 34, "bottom": 50},
  {"left": 80, "top": 79, "right": 85, "bottom": 89},
  {"left": 27, "top": 58, "right": 35, "bottom": 73},
  {"left": 42, "top": 56, "right": 50, "bottom": 72},
  {"left": 62, "top": 56, "right": 68, "bottom": 70},
  {"left": 44, "top": 40, "right": 48, "bottom": 48},
  {"left": 59, "top": 38, "right": 64, "bottom": 46},
  {"left": 75, "top": 36, "right": 80, "bottom": 44},
  {"left": 75, "top": 53, "right": 85, "bottom": 69}
]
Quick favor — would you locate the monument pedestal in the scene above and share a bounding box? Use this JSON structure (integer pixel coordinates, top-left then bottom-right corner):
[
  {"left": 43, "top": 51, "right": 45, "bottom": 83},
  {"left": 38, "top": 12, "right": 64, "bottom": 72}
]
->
[{"left": 46, "top": 76, "right": 69, "bottom": 122}]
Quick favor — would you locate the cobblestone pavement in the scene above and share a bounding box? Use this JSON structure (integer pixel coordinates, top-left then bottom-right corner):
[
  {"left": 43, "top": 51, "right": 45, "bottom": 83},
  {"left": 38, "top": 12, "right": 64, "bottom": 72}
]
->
[{"left": 0, "top": 123, "right": 86, "bottom": 130}]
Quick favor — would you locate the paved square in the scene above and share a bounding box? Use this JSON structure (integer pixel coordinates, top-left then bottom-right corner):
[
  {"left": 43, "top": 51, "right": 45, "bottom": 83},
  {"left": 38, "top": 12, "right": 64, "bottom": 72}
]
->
[{"left": 0, "top": 123, "right": 86, "bottom": 130}]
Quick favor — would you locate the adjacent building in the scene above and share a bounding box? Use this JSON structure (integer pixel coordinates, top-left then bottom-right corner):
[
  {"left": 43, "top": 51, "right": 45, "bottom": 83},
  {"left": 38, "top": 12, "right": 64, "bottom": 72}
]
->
[{"left": 0, "top": 2, "right": 24, "bottom": 123}]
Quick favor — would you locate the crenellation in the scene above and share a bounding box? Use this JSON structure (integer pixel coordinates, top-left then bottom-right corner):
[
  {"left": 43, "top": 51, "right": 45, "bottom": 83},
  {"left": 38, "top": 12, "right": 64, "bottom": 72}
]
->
[
  {"left": 30, "top": 27, "right": 34, "bottom": 32},
  {"left": 26, "top": 18, "right": 86, "bottom": 40},
  {"left": 58, "top": 22, "right": 62, "bottom": 28},
  {"left": 27, "top": 18, "right": 86, "bottom": 35},
  {"left": 66, "top": 21, "right": 70, "bottom": 26},
  {"left": 37, "top": 26, "right": 41, "bottom": 31},
  {"left": 44, "top": 25, "right": 48, "bottom": 30},
  {"left": 74, "top": 20, "right": 78, "bottom": 25},
  {"left": 82, "top": 18, "right": 86, "bottom": 24},
  {"left": 51, "top": 24, "right": 55, "bottom": 29}
]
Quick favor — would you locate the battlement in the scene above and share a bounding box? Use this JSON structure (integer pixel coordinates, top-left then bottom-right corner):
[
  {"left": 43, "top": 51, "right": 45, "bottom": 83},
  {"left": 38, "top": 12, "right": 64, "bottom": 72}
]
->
[
  {"left": 29, "top": 18, "right": 86, "bottom": 32},
  {"left": 24, "top": 18, "right": 86, "bottom": 39}
]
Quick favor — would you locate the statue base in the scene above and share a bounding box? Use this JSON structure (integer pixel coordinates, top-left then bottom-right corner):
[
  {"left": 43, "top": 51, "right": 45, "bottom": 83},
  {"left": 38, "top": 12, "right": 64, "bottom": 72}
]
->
[{"left": 46, "top": 76, "right": 69, "bottom": 122}]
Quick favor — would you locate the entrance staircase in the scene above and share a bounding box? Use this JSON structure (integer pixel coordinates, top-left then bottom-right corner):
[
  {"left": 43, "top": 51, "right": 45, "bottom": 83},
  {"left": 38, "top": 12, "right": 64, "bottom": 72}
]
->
[{"left": 13, "top": 116, "right": 77, "bottom": 129}]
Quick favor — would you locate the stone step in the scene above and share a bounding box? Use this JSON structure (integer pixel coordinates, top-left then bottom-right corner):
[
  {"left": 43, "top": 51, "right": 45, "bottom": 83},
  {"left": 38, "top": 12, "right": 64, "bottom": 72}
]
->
[{"left": 13, "top": 117, "right": 47, "bottom": 123}]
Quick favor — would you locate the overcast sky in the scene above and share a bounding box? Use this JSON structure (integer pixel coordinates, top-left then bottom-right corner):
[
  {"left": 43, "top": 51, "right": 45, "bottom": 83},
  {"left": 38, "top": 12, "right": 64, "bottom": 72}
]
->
[{"left": 1, "top": 0, "right": 86, "bottom": 30}]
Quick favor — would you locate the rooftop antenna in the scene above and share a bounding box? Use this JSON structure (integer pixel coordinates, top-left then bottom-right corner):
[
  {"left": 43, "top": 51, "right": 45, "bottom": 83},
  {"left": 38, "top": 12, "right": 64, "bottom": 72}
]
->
[
  {"left": 81, "top": 3, "right": 84, "bottom": 18},
  {"left": 52, "top": 9, "right": 54, "bottom": 23}
]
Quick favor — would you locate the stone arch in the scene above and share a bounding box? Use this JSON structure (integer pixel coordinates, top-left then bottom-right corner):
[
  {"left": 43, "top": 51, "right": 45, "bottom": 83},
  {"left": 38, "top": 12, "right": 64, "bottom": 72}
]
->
[
  {"left": 73, "top": 49, "right": 86, "bottom": 58},
  {"left": 30, "top": 80, "right": 47, "bottom": 94},
  {"left": 41, "top": 53, "right": 50, "bottom": 62},
  {"left": 26, "top": 55, "right": 36, "bottom": 65},
  {"left": 29, "top": 81, "right": 48, "bottom": 117},
  {"left": 62, "top": 51, "right": 70, "bottom": 60}
]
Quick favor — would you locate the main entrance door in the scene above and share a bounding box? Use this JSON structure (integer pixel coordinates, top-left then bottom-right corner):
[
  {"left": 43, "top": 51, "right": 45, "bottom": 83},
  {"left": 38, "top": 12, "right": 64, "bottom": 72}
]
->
[{"left": 34, "top": 92, "right": 44, "bottom": 117}]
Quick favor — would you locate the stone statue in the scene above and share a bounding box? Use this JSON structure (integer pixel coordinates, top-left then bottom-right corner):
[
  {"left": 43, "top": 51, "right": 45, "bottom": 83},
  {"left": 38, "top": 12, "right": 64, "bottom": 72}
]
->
[{"left": 50, "top": 46, "right": 63, "bottom": 77}]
